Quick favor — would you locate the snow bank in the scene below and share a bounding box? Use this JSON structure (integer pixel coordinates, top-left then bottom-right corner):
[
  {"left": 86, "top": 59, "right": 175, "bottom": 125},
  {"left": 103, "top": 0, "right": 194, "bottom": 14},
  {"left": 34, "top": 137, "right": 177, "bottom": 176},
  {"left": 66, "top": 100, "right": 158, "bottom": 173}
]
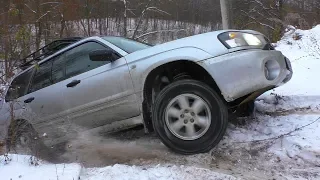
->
[
  {"left": 269, "top": 25, "right": 320, "bottom": 96},
  {"left": 0, "top": 154, "right": 238, "bottom": 180},
  {"left": 0, "top": 154, "right": 81, "bottom": 180},
  {"left": 82, "top": 164, "right": 238, "bottom": 180}
]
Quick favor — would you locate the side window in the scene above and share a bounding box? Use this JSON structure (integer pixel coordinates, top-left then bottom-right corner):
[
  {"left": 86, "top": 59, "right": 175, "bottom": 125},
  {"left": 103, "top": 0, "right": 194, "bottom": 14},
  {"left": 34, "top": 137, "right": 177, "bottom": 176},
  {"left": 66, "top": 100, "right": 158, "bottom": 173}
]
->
[
  {"left": 28, "top": 61, "right": 53, "bottom": 93},
  {"left": 52, "top": 54, "right": 66, "bottom": 84},
  {"left": 5, "top": 69, "right": 34, "bottom": 101},
  {"left": 64, "top": 42, "right": 116, "bottom": 79}
]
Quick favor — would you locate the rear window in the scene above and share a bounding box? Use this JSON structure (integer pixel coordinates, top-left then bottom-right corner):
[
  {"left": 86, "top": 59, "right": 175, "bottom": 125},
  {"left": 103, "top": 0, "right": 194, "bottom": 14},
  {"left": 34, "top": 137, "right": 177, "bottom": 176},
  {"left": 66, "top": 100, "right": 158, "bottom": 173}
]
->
[
  {"left": 28, "top": 61, "right": 53, "bottom": 93},
  {"left": 5, "top": 69, "right": 34, "bottom": 101}
]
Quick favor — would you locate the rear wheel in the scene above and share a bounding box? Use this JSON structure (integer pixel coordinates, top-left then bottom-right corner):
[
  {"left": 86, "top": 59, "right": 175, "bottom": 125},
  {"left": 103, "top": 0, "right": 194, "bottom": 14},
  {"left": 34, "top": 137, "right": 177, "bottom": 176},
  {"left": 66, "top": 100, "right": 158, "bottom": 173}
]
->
[
  {"left": 152, "top": 79, "right": 228, "bottom": 154},
  {"left": 6, "top": 121, "right": 60, "bottom": 162},
  {"left": 6, "top": 121, "right": 38, "bottom": 154}
]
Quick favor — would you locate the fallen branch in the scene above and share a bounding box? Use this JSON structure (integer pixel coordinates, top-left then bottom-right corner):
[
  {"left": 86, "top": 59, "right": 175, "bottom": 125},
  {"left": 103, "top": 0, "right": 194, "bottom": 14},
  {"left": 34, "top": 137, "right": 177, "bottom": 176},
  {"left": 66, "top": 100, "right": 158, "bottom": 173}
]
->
[
  {"left": 136, "top": 29, "right": 186, "bottom": 39},
  {"left": 231, "top": 116, "right": 320, "bottom": 144}
]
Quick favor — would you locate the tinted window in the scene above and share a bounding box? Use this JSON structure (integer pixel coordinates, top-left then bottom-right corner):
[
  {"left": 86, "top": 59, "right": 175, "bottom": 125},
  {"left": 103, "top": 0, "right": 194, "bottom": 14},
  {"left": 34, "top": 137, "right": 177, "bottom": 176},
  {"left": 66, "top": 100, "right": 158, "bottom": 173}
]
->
[
  {"left": 52, "top": 54, "right": 66, "bottom": 84},
  {"left": 29, "top": 61, "right": 53, "bottom": 93},
  {"left": 103, "top": 37, "right": 151, "bottom": 53},
  {"left": 64, "top": 42, "right": 114, "bottom": 79},
  {"left": 5, "top": 69, "right": 34, "bottom": 101}
]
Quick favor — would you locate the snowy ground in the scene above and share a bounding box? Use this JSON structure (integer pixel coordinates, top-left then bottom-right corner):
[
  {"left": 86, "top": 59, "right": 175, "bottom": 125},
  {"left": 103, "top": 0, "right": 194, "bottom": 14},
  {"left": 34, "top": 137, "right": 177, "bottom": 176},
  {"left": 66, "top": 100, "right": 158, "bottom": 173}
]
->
[
  {"left": 1, "top": 154, "right": 238, "bottom": 180},
  {"left": 1, "top": 26, "right": 320, "bottom": 180},
  {"left": 253, "top": 25, "right": 320, "bottom": 164}
]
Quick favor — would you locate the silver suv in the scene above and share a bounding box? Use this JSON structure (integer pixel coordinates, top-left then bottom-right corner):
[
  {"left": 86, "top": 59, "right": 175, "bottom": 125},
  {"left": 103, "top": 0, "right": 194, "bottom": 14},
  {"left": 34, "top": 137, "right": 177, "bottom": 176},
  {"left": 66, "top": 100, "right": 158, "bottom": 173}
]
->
[{"left": 0, "top": 30, "right": 292, "bottom": 154}]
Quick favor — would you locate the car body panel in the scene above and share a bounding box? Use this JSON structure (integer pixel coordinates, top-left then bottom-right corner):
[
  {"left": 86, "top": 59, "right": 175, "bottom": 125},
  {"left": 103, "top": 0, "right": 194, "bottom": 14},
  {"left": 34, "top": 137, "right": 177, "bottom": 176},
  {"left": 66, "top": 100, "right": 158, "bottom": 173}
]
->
[
  {"left": 126, "top": 47, "right": 214, "bottom": 99},
  {"left": 59, "top": 56, "right": 139, "bottom": 129},
  {"left": 199, "top": 49, "right": 292, "bottom": 101},
  {"left": 21, "top": 77, "right": 71, "bottom": 140},
  {"left": 124, "top": 32, "right": 228, "bottom": 64}
]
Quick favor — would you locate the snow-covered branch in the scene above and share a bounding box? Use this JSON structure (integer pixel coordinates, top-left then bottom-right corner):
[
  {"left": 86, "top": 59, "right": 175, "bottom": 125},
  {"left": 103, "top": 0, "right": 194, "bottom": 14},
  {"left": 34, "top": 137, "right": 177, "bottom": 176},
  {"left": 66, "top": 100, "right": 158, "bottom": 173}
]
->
[
  {"left": 136, "top": 29, "right": 186, "bottom": 39},
  {"left": 24, "top": 4, "right": 37, "bottom": 14}
]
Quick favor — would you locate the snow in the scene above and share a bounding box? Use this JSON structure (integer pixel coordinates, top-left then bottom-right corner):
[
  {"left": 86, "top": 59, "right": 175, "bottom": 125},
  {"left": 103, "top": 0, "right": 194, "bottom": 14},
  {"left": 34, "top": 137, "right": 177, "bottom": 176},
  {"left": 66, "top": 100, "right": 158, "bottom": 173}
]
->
[
  {"left": 226, "top": 114, "right": 320, "bottom": 165},
  {"left": 2, "top": 25, "right": 320, "bottom": 179},
  {"left": 82, "top": 164, "right": 238, "bottom": 180},
  {"left": 0, "top": 154, "right": 237, "bottom": 180},
  {"left": 268, "top": 25, "right": 320, "bottom": 96},
  {"left": 224, "top": 25, "right": 320, "bottom": 167},
  {"left": 0, "top": 154, "right": 81, "bottom": 180}
]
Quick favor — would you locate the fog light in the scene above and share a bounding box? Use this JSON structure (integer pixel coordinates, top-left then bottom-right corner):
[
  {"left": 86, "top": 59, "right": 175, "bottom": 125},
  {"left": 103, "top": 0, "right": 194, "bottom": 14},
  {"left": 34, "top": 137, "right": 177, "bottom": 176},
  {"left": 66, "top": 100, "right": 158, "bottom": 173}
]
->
[{"left": 264, "top": 60, "right": 280, "bottom": 81}]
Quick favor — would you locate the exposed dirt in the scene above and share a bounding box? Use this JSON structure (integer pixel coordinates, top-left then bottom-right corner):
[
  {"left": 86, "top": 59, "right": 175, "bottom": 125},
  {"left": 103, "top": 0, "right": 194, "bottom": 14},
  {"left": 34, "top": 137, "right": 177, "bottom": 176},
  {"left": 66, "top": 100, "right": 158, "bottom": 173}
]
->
[{"left": 259, "top": 106, "right": 320, "bottom": 117}]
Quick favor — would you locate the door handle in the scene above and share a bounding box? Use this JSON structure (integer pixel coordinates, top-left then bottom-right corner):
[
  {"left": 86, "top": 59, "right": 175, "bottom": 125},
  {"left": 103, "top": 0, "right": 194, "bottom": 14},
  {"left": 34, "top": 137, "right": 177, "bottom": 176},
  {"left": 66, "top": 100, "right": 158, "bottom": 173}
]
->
[
  {"left": 24, "top": 97, "right": 35, "bottom": 104},
  {"left": 66, "top": 80, "right": 81, "bottom": 88}
]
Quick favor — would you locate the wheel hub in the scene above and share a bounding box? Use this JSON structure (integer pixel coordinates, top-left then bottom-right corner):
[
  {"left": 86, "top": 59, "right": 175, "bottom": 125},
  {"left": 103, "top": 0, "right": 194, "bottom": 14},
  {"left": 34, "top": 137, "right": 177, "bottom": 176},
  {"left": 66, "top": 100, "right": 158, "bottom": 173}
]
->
[
  {"left": 165, "top": 93, "right": 212, "bottom": 140},
  {"left": 19, "top": 135, "right": 29, "bottom": 146}
]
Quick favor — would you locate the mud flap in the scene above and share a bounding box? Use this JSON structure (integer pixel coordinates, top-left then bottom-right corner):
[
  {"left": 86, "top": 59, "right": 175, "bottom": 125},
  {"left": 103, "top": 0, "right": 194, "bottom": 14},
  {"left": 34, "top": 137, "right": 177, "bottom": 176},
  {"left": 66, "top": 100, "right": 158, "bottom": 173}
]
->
[{"left": 235, "top": 86, "right": 274, "bottom": 117}]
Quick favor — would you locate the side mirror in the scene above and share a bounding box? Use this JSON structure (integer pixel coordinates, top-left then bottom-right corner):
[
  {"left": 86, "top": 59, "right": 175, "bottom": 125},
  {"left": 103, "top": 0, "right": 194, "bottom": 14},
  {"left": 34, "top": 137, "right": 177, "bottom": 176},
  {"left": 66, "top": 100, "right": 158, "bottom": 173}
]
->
[{"left": 89, "top": 49, "right": 118, "bottom": 62}]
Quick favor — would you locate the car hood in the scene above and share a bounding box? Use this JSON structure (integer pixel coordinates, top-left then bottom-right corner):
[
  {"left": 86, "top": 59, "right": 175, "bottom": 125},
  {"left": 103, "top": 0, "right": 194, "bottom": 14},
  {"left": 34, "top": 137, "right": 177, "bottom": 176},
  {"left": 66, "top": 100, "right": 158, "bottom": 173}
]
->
[{"left": 125, "top": 29, "right": 264, "bottom": 63}]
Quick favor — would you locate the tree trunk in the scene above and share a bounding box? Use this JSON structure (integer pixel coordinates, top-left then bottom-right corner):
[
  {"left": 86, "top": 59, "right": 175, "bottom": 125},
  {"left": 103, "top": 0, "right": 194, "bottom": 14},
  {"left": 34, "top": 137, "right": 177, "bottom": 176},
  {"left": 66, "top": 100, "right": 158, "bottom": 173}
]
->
[
  {"left": 123, "top": 0, "right": 127, "bottom": 37},
  {"left": 86, "top": 0, "right": 91, "bottom": 36},
  {"left": 35, "top": 0, "right": 42, "bottom": 54},
  {"left": 60, "top": 18, "right": 65, "bottom": 38},
  {"left": 3, "top": 0, "right": 11, "bottom": 81},
  {"left": 99, "top": 18, "right": 103, "bottom": 35},
  {"left": 220, "top": 0, "right": 232, "bottom": 29}
]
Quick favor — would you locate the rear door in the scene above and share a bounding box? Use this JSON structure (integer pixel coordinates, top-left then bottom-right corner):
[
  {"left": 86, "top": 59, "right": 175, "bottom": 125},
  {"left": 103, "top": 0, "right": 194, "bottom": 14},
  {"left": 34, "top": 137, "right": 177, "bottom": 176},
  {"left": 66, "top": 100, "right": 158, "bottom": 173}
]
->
[
  {"left": 55, "top": 41, "right": 140, "bottom": 129},
  {"left": 4, "top": 68, "right": 34, "bottom": 119},
  {"left": 23, "top": 56, "right": 70, "bottom": 140},
  {"left": 5, "top": 69, "right": 34, "bottom": 103}
]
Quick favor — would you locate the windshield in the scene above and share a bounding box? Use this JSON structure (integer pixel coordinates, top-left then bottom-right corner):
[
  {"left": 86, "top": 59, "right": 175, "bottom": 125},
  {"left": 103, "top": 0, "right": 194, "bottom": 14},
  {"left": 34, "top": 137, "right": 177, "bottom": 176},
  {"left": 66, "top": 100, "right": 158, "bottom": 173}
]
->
[{"left": 102, "top": 36, "right": 151, "bottom": 54}]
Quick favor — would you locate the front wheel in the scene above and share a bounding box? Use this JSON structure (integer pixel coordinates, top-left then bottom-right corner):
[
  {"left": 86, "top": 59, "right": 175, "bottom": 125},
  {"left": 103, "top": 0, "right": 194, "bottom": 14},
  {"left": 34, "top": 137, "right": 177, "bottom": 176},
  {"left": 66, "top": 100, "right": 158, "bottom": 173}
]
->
[{"left": 152, "top": 79, "right": 228, "bottom": 154}]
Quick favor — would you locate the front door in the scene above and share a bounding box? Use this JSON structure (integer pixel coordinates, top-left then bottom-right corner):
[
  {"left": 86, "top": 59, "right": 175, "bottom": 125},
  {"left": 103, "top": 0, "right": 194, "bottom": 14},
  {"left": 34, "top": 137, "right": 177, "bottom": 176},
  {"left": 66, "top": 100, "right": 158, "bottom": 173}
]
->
[{"left": 54, "top": 41, "right": 140, "bottom": 130}]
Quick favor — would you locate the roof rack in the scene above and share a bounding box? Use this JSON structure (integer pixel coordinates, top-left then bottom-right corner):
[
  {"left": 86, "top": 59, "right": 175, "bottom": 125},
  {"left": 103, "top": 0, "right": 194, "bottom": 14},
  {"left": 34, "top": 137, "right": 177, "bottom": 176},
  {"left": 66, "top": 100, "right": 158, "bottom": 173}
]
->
[{"left": 19, "top": 37, "right": 83, "bottom": 70}]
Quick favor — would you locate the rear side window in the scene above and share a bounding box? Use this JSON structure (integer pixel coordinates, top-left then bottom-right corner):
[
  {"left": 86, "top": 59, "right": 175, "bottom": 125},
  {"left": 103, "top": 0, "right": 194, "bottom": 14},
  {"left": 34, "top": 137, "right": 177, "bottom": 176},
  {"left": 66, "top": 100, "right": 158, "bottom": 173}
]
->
[
  {"left": 52, "top": 54, "right": 66, "bottom": 84},
  {"left": 5, "top": 69, "right": 34, "bottom": 101},
  {"left": 28, "top": 61, "right": 53, "bottom": 93}
]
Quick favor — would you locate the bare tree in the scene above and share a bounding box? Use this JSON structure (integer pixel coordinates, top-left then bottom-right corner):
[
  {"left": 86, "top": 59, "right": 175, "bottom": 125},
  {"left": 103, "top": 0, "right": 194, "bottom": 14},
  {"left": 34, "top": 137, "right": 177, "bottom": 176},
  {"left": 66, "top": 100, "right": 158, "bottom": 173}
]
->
[
  {"left": 132, "top": 0, "right": 170, "bottom": 39},
  {"left": 220, "top": 0, "right": 232, "bottom": 29}
]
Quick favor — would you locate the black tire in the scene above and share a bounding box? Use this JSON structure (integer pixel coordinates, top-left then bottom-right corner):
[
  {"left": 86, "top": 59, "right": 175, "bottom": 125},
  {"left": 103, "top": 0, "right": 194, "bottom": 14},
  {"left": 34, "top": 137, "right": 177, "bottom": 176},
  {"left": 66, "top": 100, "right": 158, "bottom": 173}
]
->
[
  {"left": 6, "top": 121, "right": 38, "bottom": 154},
  {"left": 152, "top": 79, "right": 228, "bottom": 154},
  {"left": 6, "top": 121, "right": 60, "bottom": 162}
]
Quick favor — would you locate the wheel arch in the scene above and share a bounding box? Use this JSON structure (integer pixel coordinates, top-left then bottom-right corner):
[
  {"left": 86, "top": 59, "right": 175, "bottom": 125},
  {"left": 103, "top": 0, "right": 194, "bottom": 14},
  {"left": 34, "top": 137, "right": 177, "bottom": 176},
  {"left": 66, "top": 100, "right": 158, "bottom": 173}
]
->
[{"left": 141, "top": 60, "right": 222, "bottom": 132}]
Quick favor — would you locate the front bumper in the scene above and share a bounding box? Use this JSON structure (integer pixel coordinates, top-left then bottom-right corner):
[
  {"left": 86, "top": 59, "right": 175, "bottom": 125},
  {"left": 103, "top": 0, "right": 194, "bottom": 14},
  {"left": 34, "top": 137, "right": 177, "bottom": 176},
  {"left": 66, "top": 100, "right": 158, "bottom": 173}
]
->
[{"left": 200, "top": 49, "right": 293, "bottom": 102}]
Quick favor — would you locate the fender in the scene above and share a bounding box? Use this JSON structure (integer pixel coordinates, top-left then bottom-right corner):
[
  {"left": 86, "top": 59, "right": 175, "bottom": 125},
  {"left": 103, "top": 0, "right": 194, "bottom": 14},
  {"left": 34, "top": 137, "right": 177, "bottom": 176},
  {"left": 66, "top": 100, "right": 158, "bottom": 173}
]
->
[{"left": 126, "top": 47, "right": 214, "bottom": 102}]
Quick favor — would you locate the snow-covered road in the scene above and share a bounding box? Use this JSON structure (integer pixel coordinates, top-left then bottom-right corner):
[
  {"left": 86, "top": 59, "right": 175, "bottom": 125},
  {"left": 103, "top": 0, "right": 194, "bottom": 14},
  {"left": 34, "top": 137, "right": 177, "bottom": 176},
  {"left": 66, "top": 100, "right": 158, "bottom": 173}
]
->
[{"left": 1, "top": 26, "right": 320, "bottom": 180}]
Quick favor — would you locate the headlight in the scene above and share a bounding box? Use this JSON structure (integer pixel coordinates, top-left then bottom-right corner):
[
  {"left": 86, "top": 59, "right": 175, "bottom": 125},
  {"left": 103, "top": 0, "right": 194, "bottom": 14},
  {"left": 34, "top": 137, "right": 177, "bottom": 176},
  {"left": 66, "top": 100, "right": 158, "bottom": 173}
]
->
[{"left": 218, "top": 32, "right": 268, "bottom": 49}]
